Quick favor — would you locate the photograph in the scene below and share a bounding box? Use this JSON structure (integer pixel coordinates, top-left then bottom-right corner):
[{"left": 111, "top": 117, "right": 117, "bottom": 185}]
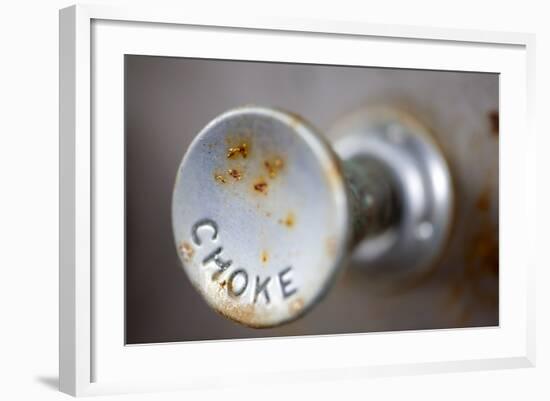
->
[
  {"left": 125, "top": 56, "right": 499, "bottom": 344},
  {"left": 0, "top": 0, "right": 543, "bottom": 399}
]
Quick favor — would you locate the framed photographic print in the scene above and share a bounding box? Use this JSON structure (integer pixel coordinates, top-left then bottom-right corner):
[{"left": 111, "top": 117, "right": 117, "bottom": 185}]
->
[{"left": 59, "top": 4, "right": 536, "bottom": 396}]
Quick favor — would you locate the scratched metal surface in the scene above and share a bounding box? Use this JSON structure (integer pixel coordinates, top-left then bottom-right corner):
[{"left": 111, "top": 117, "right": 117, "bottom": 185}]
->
[{"left": 125, "top": 55, "right": 498, "bottom": 343}]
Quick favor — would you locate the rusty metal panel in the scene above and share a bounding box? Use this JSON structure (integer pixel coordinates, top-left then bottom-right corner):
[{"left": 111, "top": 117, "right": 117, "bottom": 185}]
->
[{"left": 125, "top": 56, "right": 498, "bottom": 343}]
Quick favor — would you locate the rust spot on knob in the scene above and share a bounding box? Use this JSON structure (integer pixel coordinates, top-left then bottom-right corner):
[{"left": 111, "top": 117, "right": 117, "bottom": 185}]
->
[
  {"left": 214, "top": 172, "right": 227, "bottom": 184},
  {"left": 227, "top": 168, "right": 242, "bottom": 180},
  {"left": 279, "top": 212, "right": 295, "bottom": 228},
  {"left": 215, "top": 301, "right": 260, "bottom": 328},
  {"left": 264, "top": 157, "right": 284, "bottom": 179},
  {"left": 261, "top": 250, "right": 269, "bottom": 264},
  {"left": 178, "top": 241, "right": 194, "bottom": 262},
  {"left": 289, "top": 298, "right": 304, "bottom": 314},
  {"left": 227, "top": 143, "right": 249, "bottom": 159},
  {"left": 253, "top": 179, "right": 268, "bottom": 194}
]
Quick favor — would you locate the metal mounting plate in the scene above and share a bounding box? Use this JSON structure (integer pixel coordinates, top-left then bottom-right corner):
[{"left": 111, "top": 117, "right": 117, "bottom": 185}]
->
[{"left": 331, "top": 108, "right": 454, "bottom": 278}]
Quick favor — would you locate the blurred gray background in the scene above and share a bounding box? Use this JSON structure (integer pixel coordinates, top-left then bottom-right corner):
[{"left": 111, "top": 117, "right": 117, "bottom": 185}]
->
[{"left": 125, "top": 56, "right": 499, "bottom": 344}]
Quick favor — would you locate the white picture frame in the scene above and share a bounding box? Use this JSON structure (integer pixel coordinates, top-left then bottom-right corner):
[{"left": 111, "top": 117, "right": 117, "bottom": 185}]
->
[{"left": 59, "top": 4, "right": 536, "bottom": 397}]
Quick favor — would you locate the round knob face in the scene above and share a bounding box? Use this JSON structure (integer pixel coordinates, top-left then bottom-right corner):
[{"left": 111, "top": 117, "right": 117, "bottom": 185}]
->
[{"left": 172, "top": 107, "right": 350, "bottom": 327}]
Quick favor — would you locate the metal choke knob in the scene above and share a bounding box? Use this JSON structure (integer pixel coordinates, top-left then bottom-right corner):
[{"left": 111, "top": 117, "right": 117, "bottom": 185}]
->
[{"left": 172, "top": 106, "right": 453, "bottom": 328}]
